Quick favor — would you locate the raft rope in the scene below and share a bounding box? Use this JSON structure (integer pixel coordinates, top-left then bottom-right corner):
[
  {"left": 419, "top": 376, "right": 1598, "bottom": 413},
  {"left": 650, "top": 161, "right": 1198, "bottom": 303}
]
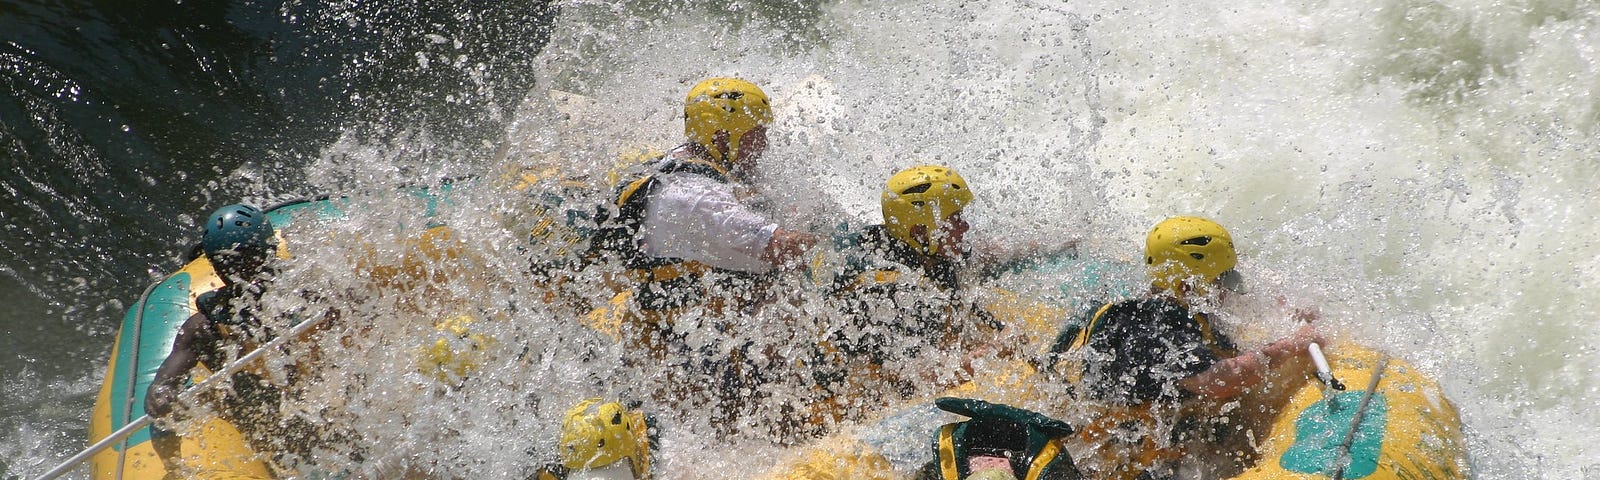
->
[
  {"left": 115, "top": 281, "right": 160, "bottom": 480},
  {"left": 32, "top": 310, "right": 333, "bottom": 480},
  {"left": 1330, "top": 354, "right": 1389, "bottom": 480}
]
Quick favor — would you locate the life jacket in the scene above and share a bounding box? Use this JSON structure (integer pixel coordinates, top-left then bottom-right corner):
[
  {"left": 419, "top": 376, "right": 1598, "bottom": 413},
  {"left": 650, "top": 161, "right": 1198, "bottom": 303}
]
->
[
  {"left": 1043, "top": 300, "right": 1239, "bottom": 480},
  {"left": 926, "top": 397, "right": 1080, "bottom": 480},
  {"left": 587, "top": 146, "right": 756, "bottom": 312},
  {"left": 830, "top": 225, "right": 961, "bottom": 295},
  {"left": 195, "top": 278, "right": 316, "bottom": 404},
  {"left": 197, "top": 282, "right": 272, "bottom": 351},
  {"left": 805, "top": 226, "right": 964, "bottom": 410},
  {"left": 800, "top": 227, "right": 1001, "bottom": 428},
  {"left": 195, "top": 282, "right": 281, "bottom": 387}
]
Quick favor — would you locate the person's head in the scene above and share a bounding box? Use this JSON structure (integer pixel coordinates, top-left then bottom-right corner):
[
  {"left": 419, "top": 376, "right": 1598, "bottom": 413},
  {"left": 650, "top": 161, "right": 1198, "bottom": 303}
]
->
[
  {"left": 202, "top": 204, "right": 277, "bottom": 283},
  {"left": 1145, "top": 216, "right": 1243, "bottom": 302},
  {"left": 883, "top": 165, "right": 974, "bottom": 258},
  {"left": 684, "top": 77, "right": 773, "bottom": 173},
  {"left": 558, "top": 398, "right": 650, "bottom": 480}
]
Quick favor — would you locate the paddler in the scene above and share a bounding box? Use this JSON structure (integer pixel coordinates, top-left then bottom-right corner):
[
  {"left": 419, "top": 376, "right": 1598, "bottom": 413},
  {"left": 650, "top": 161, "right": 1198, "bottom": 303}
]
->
[
  {"left": 585, "top": 77, "right": 819, "bottom": 434},
  {"left": 145, "top": 204, "right": 348, "bottom": 476},
  {"left": 534, "top": 398, "right": 657, "bottom": 480},
  {"left": 801, "top": 165, "right": 1077, "bottom": 433},
  {"left": 1044, "top": 216, "right": 1321, "bottom": 480}
]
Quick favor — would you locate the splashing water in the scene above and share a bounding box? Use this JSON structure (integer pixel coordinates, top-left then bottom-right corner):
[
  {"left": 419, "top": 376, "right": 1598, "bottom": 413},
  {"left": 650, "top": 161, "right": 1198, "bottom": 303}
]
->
[
  {"left": 5, "top": 0, "right": 1597, "bottom": 478},
  {"left": 276, "top": 0, "right": 1599, "bottom": 478}
]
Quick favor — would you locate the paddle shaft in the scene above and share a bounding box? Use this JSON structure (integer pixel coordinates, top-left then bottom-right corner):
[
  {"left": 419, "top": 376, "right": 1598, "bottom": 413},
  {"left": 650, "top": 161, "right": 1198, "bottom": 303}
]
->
[
  {"left": 1332, "top": 355, "right": 1390, "bottom": 480},
  {"left": 1308, "top": 342, "right": 1346, "bottom": 392},
  {"left": 32, "top": 311, "right": 332, "bottom": 480}
]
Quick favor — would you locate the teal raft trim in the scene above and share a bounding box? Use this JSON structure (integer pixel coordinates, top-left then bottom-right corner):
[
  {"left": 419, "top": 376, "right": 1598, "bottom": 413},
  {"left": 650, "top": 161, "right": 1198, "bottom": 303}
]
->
[
  {"left": 107, "top": 272, "right": 194, "bottom": 450},
  {"left": 267, "top": 198, "right": 347, "bottom": 227},
  {"left": 1280, "top": 390, "right": 1389, "bottom": 479}
]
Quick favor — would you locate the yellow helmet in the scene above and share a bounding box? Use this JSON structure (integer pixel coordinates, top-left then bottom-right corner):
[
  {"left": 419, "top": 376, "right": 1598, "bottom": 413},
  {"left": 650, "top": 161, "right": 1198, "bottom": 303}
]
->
[
  {"left": 882, "top": 165, "right": 975, "bottom": 256},
  {"left": 684, "top": 77, "right": 773, "bottom": 165},
  {"left": 559, "top": 398, "right": 650, "bottom": 478},
  {"left": 1145, "top": 216, "right": 1238, "bottom": 298}
]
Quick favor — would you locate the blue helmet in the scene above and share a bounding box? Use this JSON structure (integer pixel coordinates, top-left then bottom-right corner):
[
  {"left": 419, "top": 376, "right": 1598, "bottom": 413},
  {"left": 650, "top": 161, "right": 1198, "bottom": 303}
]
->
[{"left": 202, "top": 204, "right": 276, "bottom": 260}]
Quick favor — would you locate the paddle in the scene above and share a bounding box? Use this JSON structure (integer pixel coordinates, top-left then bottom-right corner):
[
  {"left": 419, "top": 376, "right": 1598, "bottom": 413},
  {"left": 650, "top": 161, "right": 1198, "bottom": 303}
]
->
[
  {"left": 31, "top": 311, "right": 333, "bottom": 480},
  {"left": 1308, "top": 341, "right": 1347, "bottom": 396}
]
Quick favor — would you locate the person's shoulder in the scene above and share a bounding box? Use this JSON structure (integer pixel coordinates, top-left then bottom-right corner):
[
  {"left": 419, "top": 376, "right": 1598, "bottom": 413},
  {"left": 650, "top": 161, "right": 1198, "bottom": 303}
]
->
[
  {"left": 195, "top": 289, "right": 223, "bottom": 316},
  {"left": 1089, "top": 297, "right": 1173, "bottom": 335},
  {"left": 1098, "top": 297, "right": 1146, "bottom": 319},
  {"left": 837, "top": 227, "right": 909, "bottom": 268},
  {"left": 174, "top": 308, "right": 218, "bottom": 343},
  {"left": 840, "top": 225, "right": 890, "bottom": 250}
]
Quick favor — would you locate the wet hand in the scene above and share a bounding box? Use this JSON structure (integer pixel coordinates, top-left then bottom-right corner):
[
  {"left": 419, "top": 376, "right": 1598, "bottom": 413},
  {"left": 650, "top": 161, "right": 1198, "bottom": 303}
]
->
[
  {"left": 1290, "top": 307, "right": 1320, "bottom": 324},
  {"left": 1276, "top": 296, "right": 1321, "bottom": 324},
  {"left": 1291, "top": 323, "right": 1325, "bottom": 346},
  {"left": 145, "top": 384, "right": 177, "bottom": 418},
  {"left": 1262, "top": 324, "right": 1325, "bottom": 365}
]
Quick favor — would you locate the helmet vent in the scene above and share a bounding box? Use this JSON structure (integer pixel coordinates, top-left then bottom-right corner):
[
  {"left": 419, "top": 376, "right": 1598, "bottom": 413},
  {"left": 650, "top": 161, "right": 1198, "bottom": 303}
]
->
[
  {"left": 715, "top": 92, "right": 745, "bottom": 100},
  {"left": 611, "top": 412, "right": 623, "bottom": 425},
  {"left": 1180, "top": 236, "right": 1212, "bottom": 246},
  {"left": 900, "top": 183, "right": 933, "bottom": 195},
  {"left": 1190, "top": 253, "right": 1205, "bottom": 260}
]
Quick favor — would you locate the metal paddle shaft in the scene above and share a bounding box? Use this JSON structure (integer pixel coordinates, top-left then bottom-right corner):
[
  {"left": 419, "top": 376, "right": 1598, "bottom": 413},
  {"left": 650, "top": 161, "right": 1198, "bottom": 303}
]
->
[
  {"left": 1332, "top": 355, "right": 1390, "bottom": 480},
  {"left": 1308, "top": 342, "right": 1346, "bottom": 392},
  {"left": 32, "top": 311, "right": 332, "bottom": 480}
]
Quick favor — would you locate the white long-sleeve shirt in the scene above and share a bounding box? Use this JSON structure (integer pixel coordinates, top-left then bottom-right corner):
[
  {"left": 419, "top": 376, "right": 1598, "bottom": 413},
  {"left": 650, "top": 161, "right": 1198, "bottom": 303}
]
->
[{"left": 638, "top": 172, "right": 778, "bottom": 273}]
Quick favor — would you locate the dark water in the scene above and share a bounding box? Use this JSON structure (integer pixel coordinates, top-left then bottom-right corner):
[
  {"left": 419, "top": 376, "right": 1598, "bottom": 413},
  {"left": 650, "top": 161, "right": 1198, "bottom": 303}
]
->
[{"left": 1, "top": 1, "right": 555, "bottom": 476}]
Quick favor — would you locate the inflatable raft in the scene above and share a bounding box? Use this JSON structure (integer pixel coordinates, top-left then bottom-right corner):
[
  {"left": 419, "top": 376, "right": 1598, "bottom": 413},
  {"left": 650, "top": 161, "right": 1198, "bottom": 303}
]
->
[
  {"left": 763, "top": 259, "right": 1470, "bottom": 480},
  {"left": 763, "top": 349, "right": 1468, "bottom": 480},
  {"left": 1232, "top": 344, "right": 1469, "bottom": 479}
]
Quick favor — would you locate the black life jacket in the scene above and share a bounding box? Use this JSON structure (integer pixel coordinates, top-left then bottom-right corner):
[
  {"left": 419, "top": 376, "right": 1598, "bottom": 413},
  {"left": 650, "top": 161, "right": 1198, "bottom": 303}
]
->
[
  {"left": 924, "top": 397, "right": 1081, "bottom": 480},
  {"left": 587, "top": 149, "right": 761, "bottom": 311}
]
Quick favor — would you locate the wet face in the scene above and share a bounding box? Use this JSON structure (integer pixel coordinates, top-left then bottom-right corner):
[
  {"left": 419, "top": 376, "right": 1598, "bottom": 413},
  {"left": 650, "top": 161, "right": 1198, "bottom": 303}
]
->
[
  {"left": 717, "top": 125, "right": 769, "bottom": 180},
  {"left": 932, "top": 210, "right": 970, "bottom": 258},
  {"left": 211, "top": 245, "right": 273, "bottom": 285},
  {"left": 735, "top": 124, "right": 769, "bottom": 164},
  {"left": 911, "top": 210, "right": 970, "bottom": 258}
]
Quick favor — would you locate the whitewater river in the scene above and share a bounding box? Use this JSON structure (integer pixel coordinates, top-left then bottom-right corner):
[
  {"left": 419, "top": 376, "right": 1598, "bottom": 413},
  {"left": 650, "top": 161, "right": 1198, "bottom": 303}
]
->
[{"left": 4, "top": 1, "right": 1596, "bottom": 478}]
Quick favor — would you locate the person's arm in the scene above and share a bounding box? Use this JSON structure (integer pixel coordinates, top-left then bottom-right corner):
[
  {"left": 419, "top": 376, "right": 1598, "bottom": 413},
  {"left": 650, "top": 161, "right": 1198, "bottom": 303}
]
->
[
  {"left": 641, "top": 175, "right": 817, "bottom": 273},
  {"left": 145, "top": 312, "right": 208, "bottom": 418},
  {"left": 1179, "top": 324, "right": 1322, "bottom": 400},
  {"left": 763, "top": 228, "right": 819, "bottom": 269},
  {"left": 969, "top": 237, "right": 1082, "bottom": 279}
]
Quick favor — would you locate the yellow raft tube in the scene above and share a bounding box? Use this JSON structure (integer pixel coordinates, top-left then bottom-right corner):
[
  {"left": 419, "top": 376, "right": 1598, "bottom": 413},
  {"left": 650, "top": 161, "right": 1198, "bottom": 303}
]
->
[
  {"left": 759, "top": 256, "right": 1469, "bottom": 479},
  {"left": 762, "top": 342, "right": 1470, "bottom": 480}
]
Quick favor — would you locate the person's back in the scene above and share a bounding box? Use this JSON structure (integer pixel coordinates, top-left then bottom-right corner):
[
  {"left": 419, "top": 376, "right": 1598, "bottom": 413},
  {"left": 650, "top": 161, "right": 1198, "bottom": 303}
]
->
[
  {"left": 1045, "top": 216, "right": 1321, "bottom": 480},
  {"left": 911, "top": 397, "right": 1082, "bottom": 480},
  {"left": 807, "top": 166, "right": 995, "bottom": 428}
]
